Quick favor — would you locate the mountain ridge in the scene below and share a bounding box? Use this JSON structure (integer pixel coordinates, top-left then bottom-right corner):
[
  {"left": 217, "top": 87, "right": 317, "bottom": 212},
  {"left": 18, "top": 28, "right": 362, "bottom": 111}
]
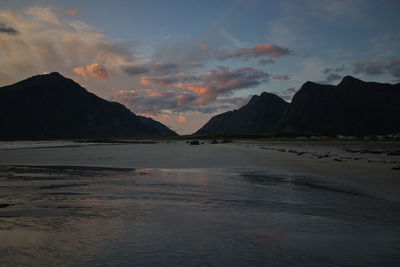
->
[
  {"left": 196, "top": 76, "right": 400, "bottom": 136},
  {"left": 0, "top": 72, "right": 177, "bottom": 139},
  {"left": 195, "top": 91, "right": 288, "bottom": 135}
]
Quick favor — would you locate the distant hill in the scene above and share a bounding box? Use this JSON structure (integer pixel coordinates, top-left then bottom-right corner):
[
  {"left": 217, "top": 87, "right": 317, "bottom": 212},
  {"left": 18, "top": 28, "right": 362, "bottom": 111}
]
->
[
  {"left": 195, "top": 92, "right": 288, "bottom": 135},
  {"left": 280, "top": 76, "right": 400, "bottom": 135},
  {"left": 195, "top": 76, "right": 400, "bottom": 136},
  {"left": 0, "top": 72, "right": 177, "bottom": 139}
]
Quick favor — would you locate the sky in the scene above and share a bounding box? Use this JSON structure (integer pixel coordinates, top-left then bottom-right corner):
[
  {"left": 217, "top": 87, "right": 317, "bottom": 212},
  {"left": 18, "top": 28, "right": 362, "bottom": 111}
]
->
[{"left": 1, "top": 0, "right": 399, "bottom": 134}]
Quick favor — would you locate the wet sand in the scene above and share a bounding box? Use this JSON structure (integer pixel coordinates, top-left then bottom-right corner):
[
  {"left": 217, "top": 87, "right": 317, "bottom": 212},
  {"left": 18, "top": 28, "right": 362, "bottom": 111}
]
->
[
  {"left": 0, "top": 141, "right": 400, "bottom": 266},
  {"left": 1, "top": 140, "right": 399, "bottom": 200}
]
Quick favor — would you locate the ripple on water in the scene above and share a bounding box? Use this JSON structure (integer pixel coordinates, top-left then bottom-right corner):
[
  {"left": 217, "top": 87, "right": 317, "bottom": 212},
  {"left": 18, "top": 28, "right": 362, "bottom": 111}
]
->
[{"left": 0, "top": 165, "right": 399, "bottom": 267}]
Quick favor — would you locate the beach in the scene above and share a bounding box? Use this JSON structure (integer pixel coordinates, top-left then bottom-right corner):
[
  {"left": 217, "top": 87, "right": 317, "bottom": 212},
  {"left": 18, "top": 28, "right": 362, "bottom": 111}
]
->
[
  {"left": 0, "top": 140, "right": 399, "bottom": 266},
  {"left": 1, "top": 140, "right": 399, "bottom": 199}
]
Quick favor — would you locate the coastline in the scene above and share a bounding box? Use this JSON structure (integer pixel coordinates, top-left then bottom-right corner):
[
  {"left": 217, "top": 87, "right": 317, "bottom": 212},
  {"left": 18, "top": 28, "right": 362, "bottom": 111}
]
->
[{"left": 1, "top": 140, "right": 399, "bottom": 201}]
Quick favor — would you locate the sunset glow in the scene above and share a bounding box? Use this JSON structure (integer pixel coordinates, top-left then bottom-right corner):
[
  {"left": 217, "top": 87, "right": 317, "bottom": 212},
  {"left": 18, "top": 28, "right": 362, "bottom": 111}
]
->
[{"left": 1, "top": 0, "right": 399, "bottom": 134}]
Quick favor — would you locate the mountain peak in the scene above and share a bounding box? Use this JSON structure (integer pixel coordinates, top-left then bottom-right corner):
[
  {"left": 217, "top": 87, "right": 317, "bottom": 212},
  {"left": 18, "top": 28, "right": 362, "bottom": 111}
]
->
[
  {"left": 338, "top": 75, "right": 363, "bottom": 86},
  {"left": 195, "top": 91, "right": 288, "bottom": 135},
  {"left": 47, "top": 72, "right": 64, "bottom": 78},
  {"left": 0, "top": 73, "right": 177, "bottom": 139},
  {"left": 281, "top": 76, "right": 400, "bottom": 135}
]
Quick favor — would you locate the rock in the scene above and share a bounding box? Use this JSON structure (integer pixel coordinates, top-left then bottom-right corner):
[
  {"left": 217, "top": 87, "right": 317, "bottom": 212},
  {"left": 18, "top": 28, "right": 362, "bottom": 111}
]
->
[{"left": 190, "top": 141, "right": 200, "bottom": 145}]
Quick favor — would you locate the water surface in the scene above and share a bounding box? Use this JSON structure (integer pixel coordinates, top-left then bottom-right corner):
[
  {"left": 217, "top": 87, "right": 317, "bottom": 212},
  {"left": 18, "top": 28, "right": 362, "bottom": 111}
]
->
[{"left": 0, "top": 165, "right": 399, "bottom": 266}]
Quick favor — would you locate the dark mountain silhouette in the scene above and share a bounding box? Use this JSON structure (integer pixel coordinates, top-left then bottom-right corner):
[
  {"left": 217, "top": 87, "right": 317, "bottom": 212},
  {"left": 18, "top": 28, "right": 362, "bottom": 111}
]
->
[
  {"left": 0, "top": 72, "right": 177, "bottom": 139},
  {"left": 195, "top": 92, "right": 289, "bottom": 135},
  {"left": 195, "top": 76, "right": 400, "bottom": 136},
  {"left": 280, "top": 76, "right": 400, "bottom": 135}
]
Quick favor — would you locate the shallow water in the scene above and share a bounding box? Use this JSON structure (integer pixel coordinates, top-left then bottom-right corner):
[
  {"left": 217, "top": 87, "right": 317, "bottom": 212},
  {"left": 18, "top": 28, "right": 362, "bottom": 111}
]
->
[{"left": 0, "top": 165, "right": 399, "bottom": 267}]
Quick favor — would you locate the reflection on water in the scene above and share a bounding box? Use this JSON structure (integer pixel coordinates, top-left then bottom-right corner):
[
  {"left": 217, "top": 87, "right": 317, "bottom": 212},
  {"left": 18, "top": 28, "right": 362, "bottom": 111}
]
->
[{"left": 0, "top": 165, "right": 399, "bottom": 267}]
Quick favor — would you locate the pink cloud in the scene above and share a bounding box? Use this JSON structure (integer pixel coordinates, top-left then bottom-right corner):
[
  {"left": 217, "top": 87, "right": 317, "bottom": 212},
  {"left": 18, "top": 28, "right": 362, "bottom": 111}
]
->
[
  {"left": 73, "top": 63, "right": 109, "bottom": 80},
  {"left": 176, "top": 83, "right": 210, "bottom": 95},
  {"left": 178, "top": 115, "right": 187, "bottom": 123},
  {"left": 174, "top": 66, "right": 269, "bottom": 104}
]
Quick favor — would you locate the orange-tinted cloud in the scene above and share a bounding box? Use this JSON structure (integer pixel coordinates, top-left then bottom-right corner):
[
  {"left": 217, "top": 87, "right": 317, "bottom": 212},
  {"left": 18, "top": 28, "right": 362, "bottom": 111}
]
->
[
  {"left": 52, "top": 8, "right": 81, "bottom": 17},
  {"left": 178, "top": 115, "right": 187, "bottom": 123},
  {"left": 138, "top": 66, "right": 270, "bottom": 106},
  {"left": 73, "top": 63, "right": 109, "bottom": 80},
  {"left": 72, "top": 67, "right": 86, "bottom": 77},
  {"left": 198, "top": 42, "right": 207, "bottom": 50},
  {"left": 176, "top": 83, "right": 210, "bottom": 95}
]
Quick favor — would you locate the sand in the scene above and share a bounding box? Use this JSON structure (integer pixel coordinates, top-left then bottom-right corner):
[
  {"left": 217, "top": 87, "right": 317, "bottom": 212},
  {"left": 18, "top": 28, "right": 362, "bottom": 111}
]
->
[
  {"left": 0, "top": 140, "right": 399, "bottom": 200},
  {"left": 1, "top": 140, "right": 400, "bottom": 266}
]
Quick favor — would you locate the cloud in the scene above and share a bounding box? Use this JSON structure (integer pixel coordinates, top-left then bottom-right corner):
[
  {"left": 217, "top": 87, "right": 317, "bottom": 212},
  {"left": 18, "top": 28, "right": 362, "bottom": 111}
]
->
[
  {"left": 178, "top": 115, "right": 187, "bottom": 123},
  {"left": 122, "top": 60, "right": 200, "bottom": 77},
  {"left": 112, "top": 88, "right": 251, "bottom": 117},
  {"left": 113, "top": 66, "right": 270, "bottom": 115},
  {"left": 175, "top": 66, "right": 270, "bottom": 104},
  {"left": 323, "top": 66, "right": 345, "bottom": 74},
  {"left": 112, "top": 89, "right": 181, "bottom": 115},
  {"left": 218, "top": 43, "right": 291, "bottom": 61},
  {"left": 0, "top": 22, "right": 19, "bottom": 35},
  {"left": 271, "top": 74, "right": 291, "bottom": 80},
  {"left": 198, "top": 42, "right": 207, "bottom": 50},
  {"left": 272, "top": 87, "right": 297, "bottom": 102},
  {"left": 347, "top": 59, "right": 400, "bottom": 80},
  {"left": 52, "top": 8, "right": 81, "bottom": 17},
  {"left": 153, "top": 61, "right": 178, "bottom": 72},
  {"left": 353, "top": 61, "right": 385, "bottom": 75},
  {"left": 139, "top": 66, "right": 270, "bottom": 103},
  {"left": 139, "top": 76, "right": 178, "bottom": 86},
  {"left": 73, "top": 63, "right": 109, "bottom": 79},
  {"left": 121, "top": 65, "right": 149, "bottom": 75},
  {"left": 325, "top": 73, "right": 342, "bottom": 82},
  {"left": 187, "top": 61, "right": 203, "bottom": 67},
  {"left": 258, "top": 58, "right": 275, "bottom": 65},
  {"left": 387, "top": 59, "right": 400, "bottom": 77},
  {"left": 0, "top": 7, "right": 135, "bottom": 86}
]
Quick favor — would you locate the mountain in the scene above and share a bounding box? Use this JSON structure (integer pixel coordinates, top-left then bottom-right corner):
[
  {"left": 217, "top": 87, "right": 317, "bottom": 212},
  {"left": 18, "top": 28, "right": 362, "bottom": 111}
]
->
[
  {"left": 195, "top": 76, "right": 400, "bottom": 136},
  {"left": 138, "top": 116, "right": 177, "bottom": 136},
  {"left": 280, "top": 76, "right": 400, "bottom": 135},
  {"left": 0, "top": 72, "right": 177, "bottom": 139},
  {"left": 195, "top": 92, "right": 289, "bottom": 135}
]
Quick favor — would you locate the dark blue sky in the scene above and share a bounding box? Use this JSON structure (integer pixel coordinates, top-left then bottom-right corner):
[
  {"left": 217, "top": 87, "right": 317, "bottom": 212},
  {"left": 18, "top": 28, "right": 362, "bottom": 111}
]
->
[{"left": 1, "top": 0, "right": 399, "bottom": 133}]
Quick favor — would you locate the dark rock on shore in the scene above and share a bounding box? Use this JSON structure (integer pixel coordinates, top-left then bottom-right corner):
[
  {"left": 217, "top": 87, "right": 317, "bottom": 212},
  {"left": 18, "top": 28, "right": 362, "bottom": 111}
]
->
[{"left": 190, "top": 140, "right": 200, "bottom": 145}]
